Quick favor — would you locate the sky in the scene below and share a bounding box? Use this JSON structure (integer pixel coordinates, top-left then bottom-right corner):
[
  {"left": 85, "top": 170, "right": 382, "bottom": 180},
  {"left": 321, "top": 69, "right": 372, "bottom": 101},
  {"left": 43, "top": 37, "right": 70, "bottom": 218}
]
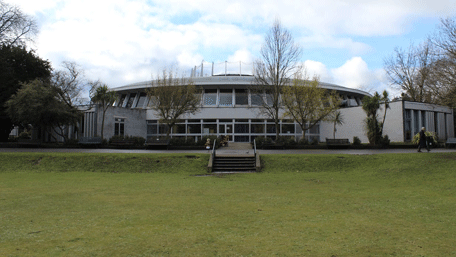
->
[{"left": 6, "top": 0, "right": 456, "bottom": 96}]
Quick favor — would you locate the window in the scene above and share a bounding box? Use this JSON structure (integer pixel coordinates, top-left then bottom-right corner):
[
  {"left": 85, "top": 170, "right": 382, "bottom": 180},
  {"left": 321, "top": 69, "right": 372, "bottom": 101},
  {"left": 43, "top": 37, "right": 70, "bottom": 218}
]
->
[
  {"left": 114, "top": 118, "right": 125, "bottom": 136},
  {"left": 235, "top": 89, "right": 248, "bottom": 105},
  {"left": 414, "top": 110, "right": 419, "bottom": 135},
  {"left": 187, "top": 124, "right": 201, "bottom": 134},
  {"left": 204, "top": 89, "right": 217, "bottom": 105},
  {"left": 173, "top": 124, "right": 186, "bottom": 134},
  {"left": 404, "top": 109, "right": 412, "bottom": 141},
  {"left": 251, "top": 93, "right": 263, "bottom": 106},
  {"left": 147, "top": 120, "right": 158, "bottom": 135},
  {"left": 421, "top": 111, "right": 426, "bottom": 128},
  {"left": 235, "top": 124, "right": 249, "bottom": 134},
  {"left": 282, "top": 124, "right": 295, "bottom": 134},
  {"left": 125, "top": 93, "right": 136, "bottom": 108},
  {"left": 117, "top": 94, "right": 126, "bottom": 107},
  {"left": 135, "top": 92, "right": 147, "bottom": 108},
  {"left": 219, "top": 89, "right": 232, "bottom": 106},
  {"left": 251, "top": 124, "right": 264, "bottom": 134},
  {"left": 203, "top": 124, "right": 217, "bottom": 134}
]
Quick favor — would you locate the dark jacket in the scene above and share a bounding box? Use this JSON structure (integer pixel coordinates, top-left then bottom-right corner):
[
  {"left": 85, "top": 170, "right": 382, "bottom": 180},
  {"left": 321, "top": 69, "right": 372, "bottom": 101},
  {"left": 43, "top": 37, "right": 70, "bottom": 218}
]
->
[{"left": 419, "top": 130, "right": 427, "bottom": 148}]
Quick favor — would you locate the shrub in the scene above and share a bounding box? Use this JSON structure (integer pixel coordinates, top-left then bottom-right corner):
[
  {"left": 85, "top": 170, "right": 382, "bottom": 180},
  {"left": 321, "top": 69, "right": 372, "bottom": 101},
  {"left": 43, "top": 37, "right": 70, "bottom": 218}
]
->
[
  {"left": 109, "top": 135, "right": 145, "bottom": 146},
  {"left": 18, "top": 131, "right": 31, "bottom": 139},
  {"left": 198, "top": 135, "right": 220, "bottom": 148},
  {"left": 353, "top": 136, "right": 361, "bottom": 145},
  {"left": 310, "top": 137, "right": 319, "bottom": 145},
  {"left": 275, "top": 136, "right": 296, "bottom": 146},
  {"left": 253, "top": 137, "right": 272, "bottom": 148},
  {"left": 169, "top": 137, "right": 186, "bottom": 146},
  {"left": 64, "top": 139, "right": 79, "bottom": 145},
  {"left": 298, "top": 137, "right": 309, "bottom": 146},
  {"left": 412, "top": 131, "right": 438, "bottom": 146},
  {"left": 379, "top": 135, "right": 390, "bottom": 148}
]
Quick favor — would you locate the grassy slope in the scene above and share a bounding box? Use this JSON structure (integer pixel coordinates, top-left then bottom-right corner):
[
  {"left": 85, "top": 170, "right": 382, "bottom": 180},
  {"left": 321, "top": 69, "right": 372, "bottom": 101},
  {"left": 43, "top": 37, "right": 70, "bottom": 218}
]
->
[{"left": 1, "top": 152, "right": 455, "bottom": 256}]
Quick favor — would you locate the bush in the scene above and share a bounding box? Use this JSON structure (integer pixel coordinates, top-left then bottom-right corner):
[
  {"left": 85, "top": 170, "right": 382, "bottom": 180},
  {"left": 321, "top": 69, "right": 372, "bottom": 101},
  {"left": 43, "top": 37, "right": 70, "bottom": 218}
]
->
[
  {"left": 169, "top": 137, "right": 186, "bottom": 146},
  {"left": 275, "top": 136, "right": 296, "bottom": 146},
  {"left": 310, "top": 137, "right": 319, "bottom": 145},
  {"left": 64, "top": 139, "right": 79, "bottom": 145},
  {"left": 198, "top": 135, "right": 220, "bottom": 148},
  {"left": 353, "top": 136, "right": 361, "bottom": 145},
  {"left": 298, "top": 137, "right": 309, "bottom": 146},
  {"left": 109, "top": 135, "right": 145, "bottom": 146},
  {"left": 379, "top": 135, "right": 390, "bottom": 148},
  {"left": 18, "top": 131, "right": 31, "bottom": 139},
  {"left": 412, "top": 131, "right": 438, "bottom": 146},
  {"left": 253, "top": 137, "right": 273, "bottom": 148}
]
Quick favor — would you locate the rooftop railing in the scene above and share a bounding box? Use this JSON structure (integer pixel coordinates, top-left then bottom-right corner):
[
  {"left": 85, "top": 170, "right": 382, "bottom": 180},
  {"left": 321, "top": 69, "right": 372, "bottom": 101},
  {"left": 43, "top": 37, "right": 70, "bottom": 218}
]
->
[{"left": 190, "top": 61, "right": 254, "bottom": 78}]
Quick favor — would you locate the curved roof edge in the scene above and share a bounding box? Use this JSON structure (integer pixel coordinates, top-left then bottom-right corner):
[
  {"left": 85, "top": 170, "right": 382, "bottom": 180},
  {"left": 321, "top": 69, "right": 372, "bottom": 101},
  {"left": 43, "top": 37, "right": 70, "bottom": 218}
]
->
[{"left": 112, "top": 75, "right": 371, "bottom": 97}]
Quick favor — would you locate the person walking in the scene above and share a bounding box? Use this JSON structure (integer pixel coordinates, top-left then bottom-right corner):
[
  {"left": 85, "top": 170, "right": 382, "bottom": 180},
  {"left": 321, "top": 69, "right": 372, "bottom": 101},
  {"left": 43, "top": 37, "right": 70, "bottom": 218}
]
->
[{"left": 418, "top": 127, "right": 430, "bottom": 152}]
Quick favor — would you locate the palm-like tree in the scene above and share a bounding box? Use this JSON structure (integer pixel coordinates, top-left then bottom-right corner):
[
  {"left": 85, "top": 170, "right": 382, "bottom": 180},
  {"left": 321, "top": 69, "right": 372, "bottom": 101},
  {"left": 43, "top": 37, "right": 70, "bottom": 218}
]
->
[
  {"left": 330, "top": 110, "right": 344, "bottom": 139},
  {"left": 90, "top": 81, "right": 117, "bottom": 140}
]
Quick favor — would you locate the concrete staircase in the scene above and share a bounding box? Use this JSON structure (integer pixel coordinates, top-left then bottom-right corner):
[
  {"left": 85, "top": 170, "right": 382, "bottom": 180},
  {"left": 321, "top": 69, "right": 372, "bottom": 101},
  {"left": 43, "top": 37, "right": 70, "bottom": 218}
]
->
[
  {"left": 212, "top": 155, "right": 256, "bottom": 173},
  {"left": 208, "top": 142, "right": 260, "bottom": 173}
]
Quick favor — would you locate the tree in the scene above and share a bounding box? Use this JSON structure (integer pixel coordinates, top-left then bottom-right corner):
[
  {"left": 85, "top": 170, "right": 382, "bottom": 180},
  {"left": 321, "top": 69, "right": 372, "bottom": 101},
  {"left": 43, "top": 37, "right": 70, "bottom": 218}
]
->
[
  {"left": 384, "top": 41, "right": 435, "bottom": 103},
  {"left": 430, "top": 17, "right": 456, "bottom": 108},
  {"left": 53, "top": 62, "right": 88, "bottom": 106},
  {"left": 362, "top": 90, "right": 390, "bottom": 145},
  {"left": 329, "top": 110, "right": 344, "bottom": 139},
  {"left": 0, "top": 45, "right": 51, "bottom": 141},
  {"left": 0, "top": 0, "right": 37, "bottom": 46},
  {"left": 146, "top": 69, "right": 201, "bottom": 139},
  {"left": 252, "top": 19, "right": 302, "bottom": 140},
  {"left": 281, "top": 69, "right": 340, "bottom": 139},
  {"left": 90, "top": 81, "right": 117, "bottom": 140},
  {"left": 5, "top": 79, "right": 81, "bottom": 142}
]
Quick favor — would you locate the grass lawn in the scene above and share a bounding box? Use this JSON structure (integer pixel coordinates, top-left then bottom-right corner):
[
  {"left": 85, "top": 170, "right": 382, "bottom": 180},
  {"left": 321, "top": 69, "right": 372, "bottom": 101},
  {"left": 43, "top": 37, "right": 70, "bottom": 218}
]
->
[{"left": 1, "top": 152, "right": 456, "bottom": 256}]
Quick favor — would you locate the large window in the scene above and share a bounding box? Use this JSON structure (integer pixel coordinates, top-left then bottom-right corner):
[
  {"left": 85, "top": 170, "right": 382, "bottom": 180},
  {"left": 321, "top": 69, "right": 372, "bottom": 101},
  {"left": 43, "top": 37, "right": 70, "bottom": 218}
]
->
[
  {"left": 219, "top": 89, "right": 232, "bottom": 106},
  {"left": 135, "top": 92, "right": 147, "bottom": 108},
  {"left": 125, "top": 93, "right": 136, "bottom": 108},
  {"left": 114, "top": 118, "right": 125, "bottom": 136},
  {"left": 405, "top": 109, "right": 412, "bottom": 141},
  {"left": 147, "top": 120, "right": 158, "bottom": 135},
  {"left": 251, "top": 93, "right": 263, "bottom": 106},
  {"left": 204, "top": 89, "right": 217, "bottom": 105},
  {"left": 117, "top": 94, "right": 126, "bottom": 107},
  {"left": 235, "top": 89, "right": 248, "bottom": 105}
]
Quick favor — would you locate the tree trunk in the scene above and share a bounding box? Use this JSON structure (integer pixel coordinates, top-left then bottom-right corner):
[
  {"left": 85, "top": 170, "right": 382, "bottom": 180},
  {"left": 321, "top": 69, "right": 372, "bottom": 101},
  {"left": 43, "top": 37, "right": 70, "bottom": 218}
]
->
[
  {"left": 101, "top": 109, "right": 106, "bottom": 140},
  {"left": 333, "top": 122, "right": 336, "bottom": 139},
  {"left": 275, "top": 109, "right": 280, "bottom": 140}
]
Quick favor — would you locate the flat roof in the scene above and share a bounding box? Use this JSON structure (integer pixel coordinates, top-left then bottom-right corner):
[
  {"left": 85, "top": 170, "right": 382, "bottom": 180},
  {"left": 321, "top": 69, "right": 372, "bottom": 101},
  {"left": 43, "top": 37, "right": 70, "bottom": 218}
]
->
[{"left": 112, "top": 75, "right": 371, "bottom": 97}]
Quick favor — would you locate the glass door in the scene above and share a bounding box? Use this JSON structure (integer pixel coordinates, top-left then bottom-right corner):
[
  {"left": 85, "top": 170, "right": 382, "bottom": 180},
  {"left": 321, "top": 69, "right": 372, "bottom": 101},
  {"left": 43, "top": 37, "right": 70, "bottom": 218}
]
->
[{"left": 218, "top": 123, "right": 233, "bottom": 142}]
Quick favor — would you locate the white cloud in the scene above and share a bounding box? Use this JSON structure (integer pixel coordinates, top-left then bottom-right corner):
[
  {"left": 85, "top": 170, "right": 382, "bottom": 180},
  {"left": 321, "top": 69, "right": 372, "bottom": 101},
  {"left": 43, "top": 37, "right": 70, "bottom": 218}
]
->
[
  {"left": 303, "top": 60, "right": 332, "bottom": 82},
  {"left": 331, "top": 57, "right": 373, "bottom": 89},
  {"left": 5, "top": 0, "right": 454, "bottom": 90}
]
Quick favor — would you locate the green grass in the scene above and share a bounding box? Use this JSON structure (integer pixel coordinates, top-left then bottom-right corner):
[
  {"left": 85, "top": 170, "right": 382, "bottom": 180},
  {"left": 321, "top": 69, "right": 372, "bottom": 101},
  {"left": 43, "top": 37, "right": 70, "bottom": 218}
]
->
[{"left": 1, "top": 152, "right": 456, "bottom": 256}]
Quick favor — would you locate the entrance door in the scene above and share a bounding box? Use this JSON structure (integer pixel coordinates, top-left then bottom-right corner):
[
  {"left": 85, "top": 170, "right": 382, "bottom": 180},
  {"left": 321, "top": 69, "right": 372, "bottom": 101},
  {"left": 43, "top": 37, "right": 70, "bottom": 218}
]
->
[{"left": 218, "top": 123, "right": 233, "bottom": 142}]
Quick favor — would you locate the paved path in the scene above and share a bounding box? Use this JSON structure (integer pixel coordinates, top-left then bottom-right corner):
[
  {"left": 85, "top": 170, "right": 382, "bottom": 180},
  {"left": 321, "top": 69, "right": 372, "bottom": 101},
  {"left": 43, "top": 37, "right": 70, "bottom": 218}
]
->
[{"left": 1, "top": 147, "right": 455, "bottom": 155}]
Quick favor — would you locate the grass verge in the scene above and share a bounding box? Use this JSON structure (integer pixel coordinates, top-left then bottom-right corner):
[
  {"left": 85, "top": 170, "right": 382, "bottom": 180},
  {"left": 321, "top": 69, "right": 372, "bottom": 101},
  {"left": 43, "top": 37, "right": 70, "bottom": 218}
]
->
[{"left": 1, "top": 152, "right": 456, "bottom": 256}]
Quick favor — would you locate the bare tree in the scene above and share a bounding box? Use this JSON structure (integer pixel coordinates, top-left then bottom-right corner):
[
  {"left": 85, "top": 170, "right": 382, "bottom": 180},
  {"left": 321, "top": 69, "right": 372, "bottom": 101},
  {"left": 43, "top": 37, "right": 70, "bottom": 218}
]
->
[
  {"left": 52, "top": 62, "right": 87, "bottom": 106},
  {"left": 430, "top": 17, "right": 456, "bottom": 107},
  {"left": 251, "top": 19, "right": 302, "bottom": 140},
  {"left": 384, "top": 41, "right": 435, "bottom": 103},
  {"left": 0, "top": 0, "right": 37, "bottom": 46},
  {"left": 281, "top": 69, "right": 340, "bottom": 140},
  {"left": 147, "top": 68, "right": 201, "bottom": 139}
]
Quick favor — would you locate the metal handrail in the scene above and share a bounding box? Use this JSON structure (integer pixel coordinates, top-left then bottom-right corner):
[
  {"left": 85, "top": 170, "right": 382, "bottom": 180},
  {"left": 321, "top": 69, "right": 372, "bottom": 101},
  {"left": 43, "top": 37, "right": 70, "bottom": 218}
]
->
[
  {"left": 211, "top": 139, "right": 216, "bottom": 166},
  {"left": 253, "top": 139, "right": 257, "bottom": 158}
]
